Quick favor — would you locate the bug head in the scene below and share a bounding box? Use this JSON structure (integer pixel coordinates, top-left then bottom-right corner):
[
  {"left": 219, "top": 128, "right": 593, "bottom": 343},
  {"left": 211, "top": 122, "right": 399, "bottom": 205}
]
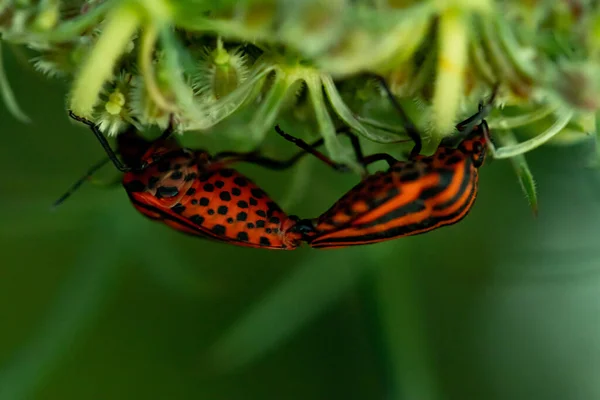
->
[
  {"left": 285, "top": 217, "right": 317, "bottom": 246},
  {"left": 458, "top": 120, "right": 491, "bottom": 168},
  {"left": 115, "top": 127, "right": 155, "bottom": 169},
  {"left": 452, "top": 85, "right": 498, "bottom": 168}
]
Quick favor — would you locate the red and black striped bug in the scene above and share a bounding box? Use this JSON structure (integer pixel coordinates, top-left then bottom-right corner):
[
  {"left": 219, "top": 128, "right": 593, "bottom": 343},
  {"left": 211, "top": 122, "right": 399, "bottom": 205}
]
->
[
  {"left": 279, "top": 82, "right": 498, "bottom": 249},
  {"left": 54, "top": 112, "right": 355, "bottom": 250}
]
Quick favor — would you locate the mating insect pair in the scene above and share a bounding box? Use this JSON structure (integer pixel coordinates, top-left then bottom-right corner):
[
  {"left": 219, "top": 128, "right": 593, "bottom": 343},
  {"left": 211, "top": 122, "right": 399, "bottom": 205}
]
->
[{"left": 56, "top": 85, "right": 495, "bottom": 250}]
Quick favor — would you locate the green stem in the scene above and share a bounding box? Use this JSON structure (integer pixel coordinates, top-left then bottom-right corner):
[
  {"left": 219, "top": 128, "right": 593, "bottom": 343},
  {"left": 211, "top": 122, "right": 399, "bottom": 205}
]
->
[
  {"left": 248, "top": 69, "right": 295, "bottom": 145},
  {"left": 0, "top": 42, "right": 30, "bottom": 123},
  {"left": 306, "top": 73, "right": 363, "bottom": 174},
  {"left": 432, "top": 8, "right": 468, "bottom": 140},
  {"left": 491, "top": 108, "right": 574, "bottom": 158},
  {"left": 488, "top": 103, "right": 558, "bottom": 130},
  {"left": 69, "top": 2, "right": 141, "bottom": 117},
  {"left": 497, "top": 130, "right": 538, "bottom": 215}
]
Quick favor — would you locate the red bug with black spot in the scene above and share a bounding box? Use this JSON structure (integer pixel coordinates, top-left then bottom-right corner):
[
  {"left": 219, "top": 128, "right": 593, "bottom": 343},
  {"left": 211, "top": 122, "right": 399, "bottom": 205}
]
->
[
  {"left": 278, "top": 81, "right": 498, "bottom": 249},
  {"left": 55, "top": 113, "right": 348, "bottom": 250}
]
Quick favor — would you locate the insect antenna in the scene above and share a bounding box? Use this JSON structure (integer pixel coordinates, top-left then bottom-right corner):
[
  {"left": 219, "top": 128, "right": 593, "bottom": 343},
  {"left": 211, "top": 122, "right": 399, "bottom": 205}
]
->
[
  {"left": 456, "top": 83, "right": 500, "bottom": 133},
  {"left": 51, "top": 157, "right": 111, "bottom": 210}
]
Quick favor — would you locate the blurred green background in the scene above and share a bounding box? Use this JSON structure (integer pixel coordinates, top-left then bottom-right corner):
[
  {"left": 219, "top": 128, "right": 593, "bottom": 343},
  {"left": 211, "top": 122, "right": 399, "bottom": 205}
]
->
[{"left": 2, "top": 48, "right": 600, "bottom": 400}]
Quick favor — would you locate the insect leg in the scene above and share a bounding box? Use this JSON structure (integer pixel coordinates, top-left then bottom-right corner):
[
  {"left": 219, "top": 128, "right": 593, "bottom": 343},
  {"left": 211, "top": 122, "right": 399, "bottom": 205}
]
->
[
  {"left": 359, "top": 153, "right": 399, "bottom": 168},
  {"left": 68, "top": 111, "right": 132, "bottom": 172},
  {"left": 157, "top": 113, "right": 176, "bottom": 141},
  {"left": 371, "top": 74, "right": 423, "bottom": 158},
  {"left": 272, "top": 125, "right": 365, "bottom": 170},
  {"left": 214, "top": 126, "right": 365, "bottom": 173}
]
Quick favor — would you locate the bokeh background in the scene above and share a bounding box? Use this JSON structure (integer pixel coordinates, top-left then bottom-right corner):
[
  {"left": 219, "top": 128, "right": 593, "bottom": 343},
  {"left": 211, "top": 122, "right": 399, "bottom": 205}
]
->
[{"left": 2, "top": 46, "right": 600, "bottom": 400}]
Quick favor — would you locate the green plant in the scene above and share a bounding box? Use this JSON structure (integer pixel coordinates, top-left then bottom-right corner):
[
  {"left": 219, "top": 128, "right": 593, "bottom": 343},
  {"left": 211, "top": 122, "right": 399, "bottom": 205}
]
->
[{"left": 1, "top": 0, "right": 599, "bottom": 205}]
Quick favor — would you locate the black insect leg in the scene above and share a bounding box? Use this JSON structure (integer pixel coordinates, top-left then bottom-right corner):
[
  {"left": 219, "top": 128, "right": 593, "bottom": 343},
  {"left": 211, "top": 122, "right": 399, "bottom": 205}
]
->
[
  {"left": 372, "top": 74, "right": 423, "bottom": 158},
  {"left": 68, "top": 111, "right": 132, "bottom": 172}
]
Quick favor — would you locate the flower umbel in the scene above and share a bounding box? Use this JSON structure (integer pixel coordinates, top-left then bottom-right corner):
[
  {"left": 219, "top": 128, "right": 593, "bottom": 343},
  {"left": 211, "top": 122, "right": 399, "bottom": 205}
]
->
[{"left": 0, "top": 0, "right": 599, "bottom": 208}]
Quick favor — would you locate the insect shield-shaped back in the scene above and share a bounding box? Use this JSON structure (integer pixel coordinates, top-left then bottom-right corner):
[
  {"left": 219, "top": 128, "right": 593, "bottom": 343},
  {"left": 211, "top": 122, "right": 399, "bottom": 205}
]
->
[
  {"left": 120, "top": 133, "right": 198, "bottom": 211},
  {"left": 120, "top": 138, "right": 302, "bottom": 249}
]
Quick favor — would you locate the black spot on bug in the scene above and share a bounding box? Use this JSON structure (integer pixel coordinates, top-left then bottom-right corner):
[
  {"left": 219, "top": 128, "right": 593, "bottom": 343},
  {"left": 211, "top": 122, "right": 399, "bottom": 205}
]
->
[
  {"left": 191, "top": 199, "right": 198, "bottom": 205},
  {"left": 256, "top": 220, "right": 266, "bottom": 228},
  {"left": 445, "top": 155, "right": 462, "bottom": 165},
  {"left": 185, "top": 173, "right": 197, "bottom": 182},
  {"left": 249, "top": 197, "right": 258, "bottom": 206},
  {"left": 269, "top": 216, "right": 280, "bottom": 224},
  {"left": 234, "top": 177, "right": 247, "bottom": 187},
  {"left": 172, "top": 203, "right": 186, "bottom": 214},
  {"left": 227, "top": 218, "right": 234, "bottom": 224},
  {"left": 215, "top": 180, "right": 225, "bottom": 189},
  {"left": 400, "top": 170, "right": 420, "bottom": 181},
  {"left": 186, "top": 187, "right": 196, "bottom": 196},
  {"left": 256, "top": 210, "right": 267, "bottom": 218},
  {"left": 208, "top": 209, "right": 215, "bottom": 215},
  {"left": 203, "top": 183, "right": 214, "bottom": 192},
  {"left": 170, "top": 171, "right": 183, "bottom": 180},
  {"left": 266, "top": 201, "right": 279, "bottom": 211},
  {"left": 259, "top": 237, "right": 271, "bottom": 246},
  {"left": 156, "top": 186, "right": 179, "bottom": 198},
  {"left": 247, "top": 222, "right": 255, "bottom": 229},
  {"left": 237, "top": 232, "right": 249, "bottom": 241},
  {"left": 266, "top": 228, "right": 272, "bottom": 234},
  {"left": 231, "top": 188, "right": 241, "bottom": 196},
  {"left": 343, "top": 208, "right": 356, "bottom": 217},
  {"left": 219, "top": 169, "right": 234, "bottom": 177},
  {"left": 237, "top": 200, "right": 249, "bottom": 208},
  {"left": 190, "top": 215, "right": 205, "bottom": 225},
  {"left": 217, "top": 205, "right": 228, "bottom": 215},
  {"left": 199, "top": 197, "right": 209, "bottom": 206},
  {"left": 236, "top": 212, "right": 248, "bottom": 221},
  {"left": 147, "top": 176, "right": 159, "bottom": 189},
  {"left": 219, "top": 191, "right": 231, "bottom": 201},
  {"left": 157, "top": 160, "right": 171, "bottom": 172},
  {"left": 251, "top": 188, "right": 264, "bottom": 199},
  {"left": 198, "top": 172, "right": 214, "bottom": 182},
  {"left": 212, "top": 225, "right": 226, "bottom": 235},
  {"left": 124, "top": 180, "right": 146, "bottom": 192}
]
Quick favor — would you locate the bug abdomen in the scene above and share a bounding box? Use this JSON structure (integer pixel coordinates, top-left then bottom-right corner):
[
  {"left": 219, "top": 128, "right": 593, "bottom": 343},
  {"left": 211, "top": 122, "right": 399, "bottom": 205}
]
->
[
  {"left": 309, "top": 159, "right": 479, "bottom": 248},
  {"left": 126, "top": 165, "right": 300, "bottom": 249}
]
